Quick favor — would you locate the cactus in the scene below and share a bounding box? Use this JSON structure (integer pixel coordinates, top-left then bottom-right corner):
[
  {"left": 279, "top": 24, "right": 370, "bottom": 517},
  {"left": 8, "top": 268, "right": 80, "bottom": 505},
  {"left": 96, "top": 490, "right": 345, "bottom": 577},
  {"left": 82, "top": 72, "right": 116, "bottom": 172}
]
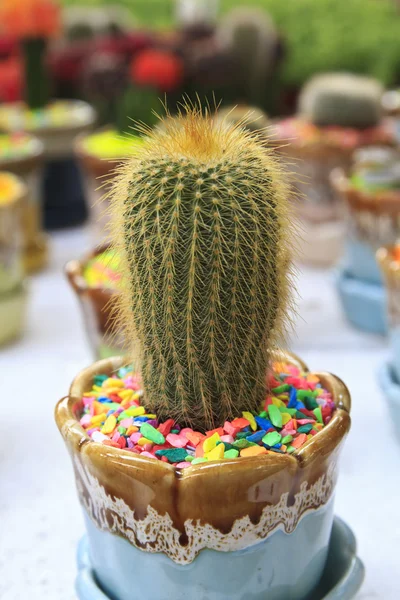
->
[
  {"left": 217, "top": 8, "right": 280, "bottom": 109},
  {"left": 110, "top": 104, "right": 294, "bottom": 430},
  {"left": 298, "top": 73, "right": 383, "bottom": 129}
]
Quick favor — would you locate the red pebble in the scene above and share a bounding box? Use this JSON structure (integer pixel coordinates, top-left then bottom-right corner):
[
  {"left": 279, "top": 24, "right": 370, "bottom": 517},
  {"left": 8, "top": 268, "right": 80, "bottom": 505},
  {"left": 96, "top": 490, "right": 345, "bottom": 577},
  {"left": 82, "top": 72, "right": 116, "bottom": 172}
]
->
[
  {"left": 153, "top": 444, "right": 170, "bottom": 452},
  {"left": 158, "top": 419, "right": 175, "bottom": 436},
  {"left": 167, "top": 433, "right": 188, "bottom": 448},
  {"left": 109, "top": 393, "right": 122, "bottom": 403},
  {"left": 231, "top": 418, "right": 250, "bottom": 429},
  {"left": 263, "top": 397, "right": 273, "bottom": 411},
  {"left": 102, "top": 440, "right": 120, "bottom": 448},
  {"left": 186, "top": 431, "right": 205, "bottom": 447},
  {"left": 118, "top": 437, "right": 127, "bottom": 449},
  {"left": 299, "top": 408, "right": 315, "bottom": 418},
  {"left": 322, "top": 406, "right": 332, "bottom": 421},
  {"left": 160, "top": 455, "right": 169, "bottom": 463},
  {"left": 291, "top": 433, "right": 307, "bottom": 449},
  {"left": 206, "top": 427, "right": 225, "bottom": 437}
]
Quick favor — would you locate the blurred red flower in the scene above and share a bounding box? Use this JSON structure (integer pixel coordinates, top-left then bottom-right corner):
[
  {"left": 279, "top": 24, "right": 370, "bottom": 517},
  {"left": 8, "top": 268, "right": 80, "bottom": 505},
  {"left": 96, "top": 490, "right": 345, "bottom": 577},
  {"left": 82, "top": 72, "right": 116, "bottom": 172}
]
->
[
  {"left": 0, "top": 57, "right": 22, "bottom": 102},
  {"left": 131, "top": 50, "right": 184, "bottom": 92},
  {"left": 0, "top": 0, "right": 60, "bottom": 39}
]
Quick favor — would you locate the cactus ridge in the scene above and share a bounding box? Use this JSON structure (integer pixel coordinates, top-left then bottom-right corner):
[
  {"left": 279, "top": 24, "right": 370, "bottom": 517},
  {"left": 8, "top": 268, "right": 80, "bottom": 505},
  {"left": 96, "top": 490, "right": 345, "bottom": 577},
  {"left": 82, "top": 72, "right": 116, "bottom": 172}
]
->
[{"left": 109, "top": 106, "right": 295, "bottom": 430}]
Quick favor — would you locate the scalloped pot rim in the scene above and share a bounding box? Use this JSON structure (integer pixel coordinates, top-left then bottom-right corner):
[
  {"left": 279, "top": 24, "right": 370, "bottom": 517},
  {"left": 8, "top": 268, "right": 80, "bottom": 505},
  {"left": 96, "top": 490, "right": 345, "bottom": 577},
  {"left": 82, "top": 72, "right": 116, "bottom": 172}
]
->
[{"left": 55, "top": 352, "right": 351, "bottom": 563}]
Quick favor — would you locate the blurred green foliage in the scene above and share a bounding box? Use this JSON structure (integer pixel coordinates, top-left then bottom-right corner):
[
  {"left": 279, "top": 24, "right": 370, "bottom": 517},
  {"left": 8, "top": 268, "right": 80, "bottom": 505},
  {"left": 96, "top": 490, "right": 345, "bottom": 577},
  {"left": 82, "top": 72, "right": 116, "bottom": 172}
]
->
[{"left": 61, "top": 0, "right": 400, "bottom": 86}]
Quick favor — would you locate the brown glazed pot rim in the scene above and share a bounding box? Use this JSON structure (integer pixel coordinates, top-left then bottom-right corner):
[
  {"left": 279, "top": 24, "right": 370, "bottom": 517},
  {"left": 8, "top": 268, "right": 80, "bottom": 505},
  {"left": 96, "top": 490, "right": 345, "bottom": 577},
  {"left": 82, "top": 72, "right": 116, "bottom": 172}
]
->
[
  {"left": 331, "top": 167, "right": 400, "bottom": 215},
  {"left": 0, "top": 136, "right": 44, "bottom": 172},
  {"left": 64, "top": 243, "right": 118, "bottom": 299},
  {"left": 55, "top": 351, "right": 351, "bottom": 476},
  {"left": 74, "top": 129, "right": 123, "bottom": 178}
]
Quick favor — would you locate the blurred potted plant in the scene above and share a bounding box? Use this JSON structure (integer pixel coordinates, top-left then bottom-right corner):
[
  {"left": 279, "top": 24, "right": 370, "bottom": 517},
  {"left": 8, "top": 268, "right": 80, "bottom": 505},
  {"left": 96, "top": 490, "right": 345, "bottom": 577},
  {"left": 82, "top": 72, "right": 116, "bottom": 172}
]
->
[
  {"left": 332, "top": 146, "right": 400, "bottom": 334},
  {"left": 56, "top": 106, "right": 352, "bottom": 600},
  {"left": 0, "top": 171, "right": 28, "bottom": 345},
  {"left": 272, "top": 72, "right": 394, "bottom": 267},
  {"left": 76, "top": 47, "right": 183, "bottom": 241},
  {"left": 0, "top": 0, "right": 96, "bottom": 230},
  {"left": 65, "top": 245, "right": 124, "bottom": 359}
]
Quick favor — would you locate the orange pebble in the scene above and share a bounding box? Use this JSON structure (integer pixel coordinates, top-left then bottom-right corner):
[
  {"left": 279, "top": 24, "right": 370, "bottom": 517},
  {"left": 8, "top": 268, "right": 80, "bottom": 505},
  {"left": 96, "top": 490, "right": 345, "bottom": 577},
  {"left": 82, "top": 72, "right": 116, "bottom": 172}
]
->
[
  {"left": 205, "top": 427, "right": 224, "bottom": 437},
  {"left": 195, "top": 444, "right": 204, "bottom": 458},
  {"left": 240, "top": 446, "right": 267, "bottom": 457},
  {"left": 93, "top": 401, "right": 107, "bottom": 415},
  {"left": 231, "top": 417, "right": 250, "bottom": 428},
  {"left": 126, "top": 426, "right": 139, "bottom": 436},
  {"left": 186, "top": 431, "right": 205, "bottom": 447},
  {"left": 291, "top": 433, "right": 307, "bottom": 449}
]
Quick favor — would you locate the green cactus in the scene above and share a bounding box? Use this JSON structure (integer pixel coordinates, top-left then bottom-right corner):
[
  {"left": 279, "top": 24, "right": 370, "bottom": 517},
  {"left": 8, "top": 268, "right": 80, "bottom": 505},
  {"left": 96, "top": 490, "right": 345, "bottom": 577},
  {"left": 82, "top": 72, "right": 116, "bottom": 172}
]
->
[
  {"left": 217, "top": 8, "right": 280, "bottom": 109},
  {"left": 110, "top": 105, "right": 293, "bottom": 430},
  {"left": 298, "top": 73, "right": 383, "bottom": 129}
]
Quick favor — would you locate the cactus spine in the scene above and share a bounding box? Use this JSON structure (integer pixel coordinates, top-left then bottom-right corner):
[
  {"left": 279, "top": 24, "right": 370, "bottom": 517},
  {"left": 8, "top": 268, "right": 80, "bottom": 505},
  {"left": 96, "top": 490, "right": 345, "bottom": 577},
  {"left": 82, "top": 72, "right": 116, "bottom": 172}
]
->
[
  {"left": 299, "top": 73, "right": 383, "bottom": 129},
  {"left": 110, "top": 106, "right": 293, "bottom": 430}
]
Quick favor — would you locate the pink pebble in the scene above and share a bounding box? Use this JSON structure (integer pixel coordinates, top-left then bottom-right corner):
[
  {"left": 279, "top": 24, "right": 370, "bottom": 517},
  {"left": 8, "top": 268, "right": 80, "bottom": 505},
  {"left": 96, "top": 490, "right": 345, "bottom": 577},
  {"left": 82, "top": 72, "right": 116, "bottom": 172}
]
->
[
  {"left": 80, "top": 414, "right": 92, "bottom": 428},
  {"left": 221, "top": 435, "right": 234, "bottom": 444},
  {"left": 166, "top": 433, "right": 188, "bottom": 448},
  {"left": 143, "top": 443, "right": 154, "bottom": 452},
  {"left": 120, "top": 418, "right": 133, "bottom": 428},
  {"left": 281, "top": 428, "right": 296, "bottom": 437},
  {"left": 83, "top": 396, "right": 95, "bottom": 407},
  {"left": 141, "top": 451, "right": 156, "bottom": 459},
  {"left": 112, "top": 431, "right": 121, "bottom": 442},
  {"left": 297, "top": 419, "right": 315, "bottom": 425},
  {"left": 176, "top": 462, "right": 191, "bottom": 468},
  {"left": 130, "top": 432, "right": 142, "bottom": 443},
  {"left": 180, "top": 428, "right": 193, "bottom": 438}
]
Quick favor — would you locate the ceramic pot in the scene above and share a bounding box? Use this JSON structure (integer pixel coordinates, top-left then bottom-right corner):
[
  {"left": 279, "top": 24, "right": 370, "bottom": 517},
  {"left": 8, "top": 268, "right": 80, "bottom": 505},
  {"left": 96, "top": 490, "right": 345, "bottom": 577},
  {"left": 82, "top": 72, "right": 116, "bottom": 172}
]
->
[
  {"left": 55, "top": 352, "right": 351, "bottom": 600},
  {"left": 65, "top": 245, "right": 123, "bottom": 359},
  {"left": 377, "top": 246, "right": 400, "bottom": 380},
  {"left": 0, "top": 134, "right": 47, "bottom": 273},
  {"left": 0, "top": 172, "right": 28, "bottom": 345},
  {"left": 0, "top": 101, "right": 96, "bottom": 230},
  {"left": 382, "top": 90, "right": 400, "bottom": 145}
]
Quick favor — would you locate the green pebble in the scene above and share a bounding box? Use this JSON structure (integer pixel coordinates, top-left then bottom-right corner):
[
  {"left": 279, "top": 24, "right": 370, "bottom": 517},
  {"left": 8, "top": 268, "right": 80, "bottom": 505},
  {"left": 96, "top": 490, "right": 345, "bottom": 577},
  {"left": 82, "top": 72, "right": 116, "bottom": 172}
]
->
[
  {"left": 217, "top": 441, "right": 234, "bottom": 451},
  {"left": 233, "top": 439, "right": 257, "bottom": 449},
  {"left": 185, "top": 455, "right": 195, "bottom": 462},
  {"left": 94, "top": 374, "right": 108, "bottom": 386},
  {"left": 272, "top": 384, "right": 290, "bottom": 394},
  {"left": 224, "top": 449, "right": 239, "bottom": 458},
  {"left": 262, "top": 431, "right": 282, "bottom": 447},
  {"left": 285, "top": 408, "right": 297, "bottom": 416},
  {"left": 313, "top": 407, "right": 323, "bottom": 424},
  {"left": 258, "top": 411, "right": 268, "bottom": 418},
  {"left": 287, "top": 445, "right": 296, "bottom": 454},
  {"left": 118, "top": 426, "right": 127, "bottom": 435},
  {"left": 268, "top": 404, "right": 283, "bottom": 428},
  {"left": 236, "top": 431, "right": 253, "bottom": 439},
  {"left": 282, "top": 435, "right": 293, "bottom": 444},
  {"left": 304, "top": 397, "right": 319, "bottom": 410},
  {"left": 155, "top": 448, "right": 187, "bottom": 463},
  {"left": 171, "top": 429, "right": 180, "bottom": 434},
  {"left": 296, "top": 389, "right": 317, "bottom": 400},
  {"left": 297, "top": 424, "right": 313, "bottom": 434},
  {"left": 101, "top": 402, "right": 120, "bottom": 411},
  {"left": 192, "top": 457, "right": 208, "bottom": 465},
  {"left": 295, "top": 410, "right": 306, "bottom": 419},
  {"left": 141, "top": 422, "right": 165, "bottom": 444}
]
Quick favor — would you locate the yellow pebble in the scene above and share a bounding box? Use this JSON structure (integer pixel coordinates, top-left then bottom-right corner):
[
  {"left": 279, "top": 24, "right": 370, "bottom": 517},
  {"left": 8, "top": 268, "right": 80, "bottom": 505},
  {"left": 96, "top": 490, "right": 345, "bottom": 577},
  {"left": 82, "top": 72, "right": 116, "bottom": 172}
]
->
[
  {"left": 203, "top": 432, "right": 220, "bottom": 453},
  {"left": 124, "top": 405, "right": 145, "bottom": 417},
  {"left": 271, "top": 397, "right": 286, "bottom": 408},
  {"left": 144, "top": 414, "right": 157, "bottom": 419},
  {"left": 281, "top": 412, "right": 291, "bottom": 425},
  {"left": 119, "top": 389, "right": 134, "bottom": 401},
  {"left": 137, "top": 437, "right": 152, "bottom": 447},
  {"left": 242, "top": 411, "right": 257, "bottom": 431},
  {"left": 91, "top": 414, "right": 107, "bottom": 426},
  {"left": 103, "top": 378, "right": 125, "bottom": 388},
  {"left": 205, "top": 443, "right": 224, "bottom": 461},
  {"left": 101, "top": 415, "right": 117, "bottom": 434},
  {"left": 240, "top": 446, "right": 267, "bottom": 457},
  {"left": 106, "top": 387, "right": 126, "bottom": 395}
]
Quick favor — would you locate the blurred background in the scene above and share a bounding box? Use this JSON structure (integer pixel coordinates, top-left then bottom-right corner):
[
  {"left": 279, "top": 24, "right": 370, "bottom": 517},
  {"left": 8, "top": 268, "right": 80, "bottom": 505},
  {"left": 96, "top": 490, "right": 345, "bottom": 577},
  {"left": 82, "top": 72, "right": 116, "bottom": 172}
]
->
[{"left": 1, "top": 0, "right": 400, "bottom": 599}]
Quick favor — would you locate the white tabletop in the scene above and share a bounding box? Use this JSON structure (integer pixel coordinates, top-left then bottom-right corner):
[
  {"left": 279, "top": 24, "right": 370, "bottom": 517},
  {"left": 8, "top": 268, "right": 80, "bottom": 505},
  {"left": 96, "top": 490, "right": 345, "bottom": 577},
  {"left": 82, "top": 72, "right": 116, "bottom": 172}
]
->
[{"left": 0, "top": 227, "right": 397, "bottom": 600}]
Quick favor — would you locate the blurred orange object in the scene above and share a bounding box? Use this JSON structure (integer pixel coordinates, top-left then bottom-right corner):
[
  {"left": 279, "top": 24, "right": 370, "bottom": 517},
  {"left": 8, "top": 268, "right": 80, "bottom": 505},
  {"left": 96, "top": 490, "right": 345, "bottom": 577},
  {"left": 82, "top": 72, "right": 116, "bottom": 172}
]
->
[
  {"left": 0, "top": 57, "right": 22, "bottom": 102},
  {"left": 0, "top": 0, "right": 60, "bottom": 39},
  {"left": 131, "top": 50, "right": 184, "bottom": 92}
]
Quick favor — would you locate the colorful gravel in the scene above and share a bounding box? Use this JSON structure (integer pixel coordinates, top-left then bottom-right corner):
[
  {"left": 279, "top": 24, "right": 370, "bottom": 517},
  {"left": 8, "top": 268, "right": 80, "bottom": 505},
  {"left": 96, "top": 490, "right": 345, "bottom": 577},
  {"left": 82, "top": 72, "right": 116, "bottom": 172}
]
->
[
  {"left": 84, "top": 249, "right": 122, "bottom": 289},
  {"left": 0, "top": 133, "right": 41, "bottom": 160},
  {"left": 79, "top": 362, "right": 337, "bottom": 468}
]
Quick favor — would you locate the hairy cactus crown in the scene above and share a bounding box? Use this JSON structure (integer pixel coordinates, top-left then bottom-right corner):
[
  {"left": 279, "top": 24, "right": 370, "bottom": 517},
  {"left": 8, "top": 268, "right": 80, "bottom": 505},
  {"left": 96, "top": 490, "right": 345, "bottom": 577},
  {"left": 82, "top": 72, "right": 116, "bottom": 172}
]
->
[{"left": 109, "top": 104, "right": 294, "bottom": 430}]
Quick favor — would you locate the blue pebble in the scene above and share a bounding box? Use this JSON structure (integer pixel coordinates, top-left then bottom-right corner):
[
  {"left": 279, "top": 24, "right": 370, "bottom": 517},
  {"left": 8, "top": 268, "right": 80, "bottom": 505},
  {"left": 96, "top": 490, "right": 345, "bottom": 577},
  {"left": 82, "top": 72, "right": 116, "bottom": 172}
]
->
[
  {"left": 247, "top": 430, "right": 266, "bottom": 443},
  {"left": 106, "top": 410, "right": 114, "bottom": 417},
  {"left": 296, "top": 401, "right": 306, "bottom": 410},
  {"left": 98, "top": 396, "right": 112, "bottom": 403},
  {"left": 288, "top": 388, "right": 297, "bottom": 408},
  {"left": 255, "top": 416, "right": 273, "bottom": 430},
  {"left": 134, "top": 416, "right": 149, "bottom": 422},
  {"left": 273, "top": 443, "right": 282, "bottom": 449}
]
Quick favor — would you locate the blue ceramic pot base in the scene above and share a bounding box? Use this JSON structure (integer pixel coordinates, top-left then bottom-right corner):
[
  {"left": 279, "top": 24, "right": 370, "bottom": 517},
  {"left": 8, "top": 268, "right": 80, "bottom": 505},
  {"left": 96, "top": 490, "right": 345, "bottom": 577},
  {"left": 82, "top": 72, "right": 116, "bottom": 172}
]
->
[
  {"left": 377, "top": 362, "right": 400, "bottom": 444},
  {"left": 76, "top": 513, "right": 364, "bottom": 600},
  {"left": 336, "top": 268, "right": 387, "bottom": 335}
]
